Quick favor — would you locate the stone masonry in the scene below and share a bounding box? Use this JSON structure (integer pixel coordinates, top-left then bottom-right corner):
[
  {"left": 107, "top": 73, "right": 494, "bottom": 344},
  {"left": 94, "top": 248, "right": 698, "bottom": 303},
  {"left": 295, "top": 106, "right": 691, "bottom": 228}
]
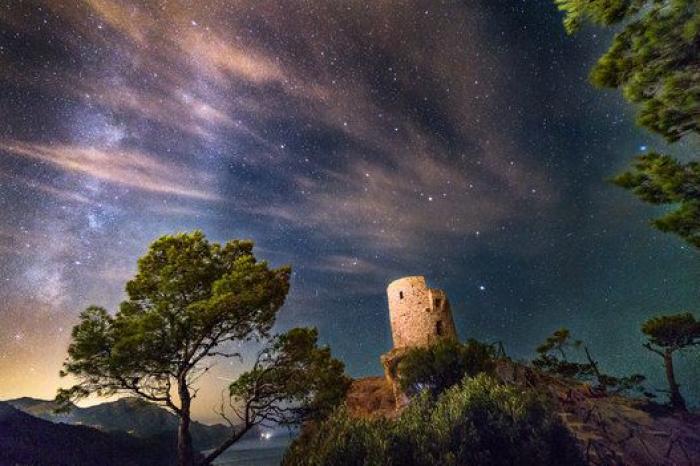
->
[
  {"left": 382, "top": 276, "right": 458, "bottom": 408},
  {"left": 386, "top": 276, "right": 458, "bottom": 348}
]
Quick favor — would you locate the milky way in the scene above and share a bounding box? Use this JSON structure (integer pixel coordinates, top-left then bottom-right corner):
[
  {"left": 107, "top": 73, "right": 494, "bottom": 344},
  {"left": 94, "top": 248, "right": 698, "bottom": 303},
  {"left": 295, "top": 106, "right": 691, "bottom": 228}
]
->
[{"left": 1, "top": 1, "right": 698, "bottom": 420}]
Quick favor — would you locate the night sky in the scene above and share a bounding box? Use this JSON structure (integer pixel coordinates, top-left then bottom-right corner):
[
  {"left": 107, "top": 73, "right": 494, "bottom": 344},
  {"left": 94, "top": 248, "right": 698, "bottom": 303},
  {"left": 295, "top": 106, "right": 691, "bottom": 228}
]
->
[{"left": 1, "top": 0, "right": 698, "bottom": 421}]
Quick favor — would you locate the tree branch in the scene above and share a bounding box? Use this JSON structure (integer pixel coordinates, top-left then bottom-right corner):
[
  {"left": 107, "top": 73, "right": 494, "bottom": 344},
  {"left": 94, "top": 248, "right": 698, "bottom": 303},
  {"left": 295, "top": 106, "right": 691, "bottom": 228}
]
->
[{"left": 642, "top": 342, "right": 665, "bottom": 357}]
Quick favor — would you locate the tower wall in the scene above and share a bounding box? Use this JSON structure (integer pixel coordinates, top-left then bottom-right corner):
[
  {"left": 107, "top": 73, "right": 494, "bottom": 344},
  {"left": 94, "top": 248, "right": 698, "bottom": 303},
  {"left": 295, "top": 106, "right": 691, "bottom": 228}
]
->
[{"left": 387, "top": 276, "right": 458, "bottom": 348}]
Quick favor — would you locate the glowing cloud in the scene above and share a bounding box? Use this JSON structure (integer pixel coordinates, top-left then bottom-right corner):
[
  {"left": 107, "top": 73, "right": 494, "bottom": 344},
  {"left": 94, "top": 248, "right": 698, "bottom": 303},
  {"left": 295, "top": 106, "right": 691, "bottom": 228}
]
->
[{"left": 1, "top": 141, "right": 220, "bottom": 201}]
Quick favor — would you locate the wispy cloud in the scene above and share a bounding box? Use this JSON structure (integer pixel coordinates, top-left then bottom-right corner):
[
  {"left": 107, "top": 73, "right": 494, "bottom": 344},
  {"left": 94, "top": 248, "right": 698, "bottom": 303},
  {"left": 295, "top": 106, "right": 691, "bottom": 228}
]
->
[
  {"left": 311, "top": 255, "right": 390, "bottom": 276},
  {"left": 0, "top": 171, "right": 94, "bottom": 205},
  {"left": 177, "top": 28, "right": 286, "bottom": 85},
  {"left": 1, "top": 141, "right": 220, "bottom": 201},
  {"left": 1, "top": 0, "right": 560, "bottom": 254},
  {"left": 81, "top": 0, "right": 155, "bottom": 44},
  {"left": 255, "top": 137, "right": 553, "bottom": 251}
]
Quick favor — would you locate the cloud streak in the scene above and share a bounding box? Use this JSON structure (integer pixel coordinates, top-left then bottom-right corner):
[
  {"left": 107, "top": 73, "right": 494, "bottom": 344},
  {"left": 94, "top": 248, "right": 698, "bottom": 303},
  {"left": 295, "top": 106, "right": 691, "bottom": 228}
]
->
[{"left": 1, "top": 140, "right": 220, "bottom": 201}]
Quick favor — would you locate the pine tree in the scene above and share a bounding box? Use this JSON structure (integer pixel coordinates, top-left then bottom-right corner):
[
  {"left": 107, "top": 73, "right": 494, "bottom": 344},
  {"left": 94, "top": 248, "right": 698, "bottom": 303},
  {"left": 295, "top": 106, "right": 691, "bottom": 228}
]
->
[
  {"left": 554, "top": 0, "right": 700, "bottom": 247},
  {"left": 641, "top": 312, "right": 700, "bottom": 412}
]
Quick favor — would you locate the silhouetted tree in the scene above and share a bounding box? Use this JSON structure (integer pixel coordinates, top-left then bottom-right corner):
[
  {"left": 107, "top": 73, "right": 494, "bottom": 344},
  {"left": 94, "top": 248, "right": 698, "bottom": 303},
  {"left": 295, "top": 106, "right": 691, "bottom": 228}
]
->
[
  {"left": 534, "top": 328, "right": 645, "bottom": 395},
  {"left": 57, "top": 231, "right": 348, "bottom": 466},
  {"left": 553, "top": 0, "right": 700, "bottom": 247},
  {"left": 613, "top": 155, "right": 700, "bottom": 248},
  {"left": 204, "top": 327, "right": 350, "bottom": 464},
  {"left": 641, "top": 312, "right": 700, "bottom": 412},
  {"left": 534, "top": 328, "right": 590, "bottom": 379}
]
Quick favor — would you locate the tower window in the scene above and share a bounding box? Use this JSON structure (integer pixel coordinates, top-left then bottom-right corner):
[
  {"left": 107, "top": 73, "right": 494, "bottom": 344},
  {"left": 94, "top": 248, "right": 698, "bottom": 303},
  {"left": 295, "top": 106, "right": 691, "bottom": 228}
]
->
[
  {"left": 436, "top": 320, "right": 443, "bottom": 336},
  {"left": 434, "top": 298, "right": 441, "bottom": 307},
  {"left": 399, "top": 291, "right": 404, "bottom": 300}
]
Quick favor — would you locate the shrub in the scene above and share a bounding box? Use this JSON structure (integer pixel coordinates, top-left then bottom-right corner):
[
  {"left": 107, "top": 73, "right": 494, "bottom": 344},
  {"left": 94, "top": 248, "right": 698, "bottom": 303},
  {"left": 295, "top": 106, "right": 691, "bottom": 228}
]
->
[
  {"left": 282, "top": 408, "right": 390, "bottom": 466},
  {"left": 397, "top": 339, "right": 496, "bottom": 396},
  {"left": 282, "top": 374, "right": 584, "bottom": 466}
]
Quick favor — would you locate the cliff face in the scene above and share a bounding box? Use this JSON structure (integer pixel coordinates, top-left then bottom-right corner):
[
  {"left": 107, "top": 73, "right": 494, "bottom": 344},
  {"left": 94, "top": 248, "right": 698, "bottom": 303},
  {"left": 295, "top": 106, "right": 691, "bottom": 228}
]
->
[{"left": 346, "top": 362, "right": 700, "bottom": 466}]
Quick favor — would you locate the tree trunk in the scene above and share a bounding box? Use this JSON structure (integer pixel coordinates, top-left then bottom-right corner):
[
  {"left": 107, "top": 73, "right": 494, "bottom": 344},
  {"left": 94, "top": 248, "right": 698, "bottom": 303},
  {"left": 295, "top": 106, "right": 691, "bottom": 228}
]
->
[
  {"left": 663, "top": 349, "right": 687, "bottom": 413},
  {"left": 584, "top": 346, "right": 603, "bottom": 389},
  {"left": 177, "top": 380, "right": 195, "bottom": 466},
  {"left": 199, "top": 424, "right": 252, "bottom": 465}
]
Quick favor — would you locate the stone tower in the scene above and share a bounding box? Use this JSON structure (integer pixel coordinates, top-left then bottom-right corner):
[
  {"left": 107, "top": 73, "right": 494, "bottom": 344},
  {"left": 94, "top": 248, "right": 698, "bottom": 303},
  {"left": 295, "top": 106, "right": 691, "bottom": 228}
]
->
[{"left": 387, "top": 276, "right": 458, "bottom": 348}]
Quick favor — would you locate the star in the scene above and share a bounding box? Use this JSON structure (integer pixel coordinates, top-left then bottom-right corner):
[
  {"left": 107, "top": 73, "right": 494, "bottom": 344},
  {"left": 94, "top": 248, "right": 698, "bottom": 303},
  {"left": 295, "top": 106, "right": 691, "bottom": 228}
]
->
[{"left": 0, "top": 0, "right": 697, "bottom": 415}]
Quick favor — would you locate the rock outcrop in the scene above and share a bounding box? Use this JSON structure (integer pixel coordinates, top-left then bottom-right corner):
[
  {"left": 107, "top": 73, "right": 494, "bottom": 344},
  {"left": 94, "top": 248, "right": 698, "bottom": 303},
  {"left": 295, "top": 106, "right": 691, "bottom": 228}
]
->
[
  {"left": 492, "top": 359, "right": 700, "bottom": 465},
  {"left": 346, "top": 360, "right": 700, "bottom": 466}
]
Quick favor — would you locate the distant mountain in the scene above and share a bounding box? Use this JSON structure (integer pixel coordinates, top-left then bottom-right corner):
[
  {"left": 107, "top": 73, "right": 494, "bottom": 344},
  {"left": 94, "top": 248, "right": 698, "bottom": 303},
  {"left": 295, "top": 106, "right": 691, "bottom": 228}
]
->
[
  {"left": 7, "top": 396, "right": 231, "bottom": 450},
  {"left": 0, "top": 401, "right": 178, "bottom": 466}
]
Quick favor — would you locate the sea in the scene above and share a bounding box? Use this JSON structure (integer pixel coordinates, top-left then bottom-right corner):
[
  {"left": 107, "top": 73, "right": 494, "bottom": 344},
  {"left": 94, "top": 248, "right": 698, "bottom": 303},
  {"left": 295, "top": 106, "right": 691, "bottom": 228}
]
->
[{"left": 209, "top": 433, "right": 293, "bottom": 466}]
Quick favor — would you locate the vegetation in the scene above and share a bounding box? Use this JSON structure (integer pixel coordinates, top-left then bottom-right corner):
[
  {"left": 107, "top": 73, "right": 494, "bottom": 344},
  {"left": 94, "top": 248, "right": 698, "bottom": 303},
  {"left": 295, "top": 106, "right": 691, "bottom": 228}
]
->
[
  {"left": 552, "top": 0, "right": 700, "bottom": 413},
  {"left": 205, "top": 327, "right": 350, "bottom": 463},
  {"left": 554, "top": 0, "right": 699, "bottom": 141},
  {"left": 283, "top": 374, "right": 585, "bottom": 466},
  {"left": 613, "top": 154, "right": 700, "bottom": 248},
  {"left": 396, "top": 339, "right": 496, "bottom": 396},
  {"left": 56, "top": 231, "right": 348, "bottom": 466},
  {"left": 534, "top": 328, "right": 646, "bottom": 395},
  {"left": 553, "top": 0, "right": 700, "bottom": 247},
  {"left": 641, "top": 312, "right": 700, "bottom": 412}
]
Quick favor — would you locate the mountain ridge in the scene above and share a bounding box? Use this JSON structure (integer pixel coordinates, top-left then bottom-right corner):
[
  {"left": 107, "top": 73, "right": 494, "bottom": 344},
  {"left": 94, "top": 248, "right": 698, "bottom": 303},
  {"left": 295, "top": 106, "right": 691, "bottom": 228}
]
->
[
  {"left": 0, "top": 401, "right": 178, "bottom": 466},
  {"left": 5, "top": 395, "right": 232, "bottom": 450}
]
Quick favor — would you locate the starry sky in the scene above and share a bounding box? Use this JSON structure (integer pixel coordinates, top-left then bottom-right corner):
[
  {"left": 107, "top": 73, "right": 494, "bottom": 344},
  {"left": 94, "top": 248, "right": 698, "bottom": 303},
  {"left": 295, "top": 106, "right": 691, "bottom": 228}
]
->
[{"left": 1, "top": 0, "right": 698, "bottom": 421}]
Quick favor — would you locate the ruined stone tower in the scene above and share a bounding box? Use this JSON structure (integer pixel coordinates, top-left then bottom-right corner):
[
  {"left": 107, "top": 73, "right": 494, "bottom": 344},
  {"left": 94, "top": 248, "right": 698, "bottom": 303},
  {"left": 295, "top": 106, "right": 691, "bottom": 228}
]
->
[{"left": 387, "top": 276, "right": 458, "bottom": 348}]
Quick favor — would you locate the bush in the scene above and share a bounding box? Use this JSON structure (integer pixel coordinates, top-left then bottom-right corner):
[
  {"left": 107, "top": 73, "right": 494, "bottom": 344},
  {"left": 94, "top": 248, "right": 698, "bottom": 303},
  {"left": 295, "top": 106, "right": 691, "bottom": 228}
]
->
[
  {"left": 397, "top": 339, "right": 496, "bottom": 396},
  {"left": 282, "top": 374, "right": 584, "bottom": 466},
  {"left": 283, "top": 409, "right": 389, "bottom": 466}
]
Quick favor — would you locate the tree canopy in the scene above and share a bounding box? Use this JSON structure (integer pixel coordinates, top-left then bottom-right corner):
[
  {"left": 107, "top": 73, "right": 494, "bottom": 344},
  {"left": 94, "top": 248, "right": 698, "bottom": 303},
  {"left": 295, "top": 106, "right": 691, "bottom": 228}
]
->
[
  {"left": 554, "top": 0, "right": 700, "bottom": 247},
  {"left": 642, "top": 312, "right": 700, "bottom": 350},
  {"left": 56, "top": 231, "right": 349, "bottom": 465},
  {"left": 58, "top": 231, "right": 291, "bottom": 411},
  {"left": 204, "top": 327, "right": 350, "bottom": 464},
  {"left": 229, "top": 327, "right": 349, "bottom": 425},
  {"left": 613, "top": 154, "right": 700, "bottom": 247},
  {"left": 555, "top": 0, "right": 700, "bottom": 142}
]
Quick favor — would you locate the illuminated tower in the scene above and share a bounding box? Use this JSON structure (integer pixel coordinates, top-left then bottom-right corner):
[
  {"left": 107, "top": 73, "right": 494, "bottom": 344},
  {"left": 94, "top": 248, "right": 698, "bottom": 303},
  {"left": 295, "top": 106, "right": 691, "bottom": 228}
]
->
[{"left": 386, "top": 276, "right": 458, "bottom": 348}]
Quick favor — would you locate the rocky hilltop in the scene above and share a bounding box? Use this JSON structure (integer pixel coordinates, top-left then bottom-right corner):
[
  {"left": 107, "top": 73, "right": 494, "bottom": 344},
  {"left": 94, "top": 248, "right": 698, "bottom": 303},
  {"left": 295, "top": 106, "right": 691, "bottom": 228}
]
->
[{"left": 345, "top": 361, "right": 700, "bottom": 466}]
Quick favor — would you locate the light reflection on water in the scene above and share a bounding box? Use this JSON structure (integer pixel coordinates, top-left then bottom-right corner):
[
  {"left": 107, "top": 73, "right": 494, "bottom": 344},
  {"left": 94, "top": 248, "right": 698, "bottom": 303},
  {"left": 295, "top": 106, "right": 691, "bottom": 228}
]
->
[
  {"left": 210, "top": 435, "right": 292, "bottom": 466},
  {"left": 212, "top": 446, "right": 287, "bottom": 466}
]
